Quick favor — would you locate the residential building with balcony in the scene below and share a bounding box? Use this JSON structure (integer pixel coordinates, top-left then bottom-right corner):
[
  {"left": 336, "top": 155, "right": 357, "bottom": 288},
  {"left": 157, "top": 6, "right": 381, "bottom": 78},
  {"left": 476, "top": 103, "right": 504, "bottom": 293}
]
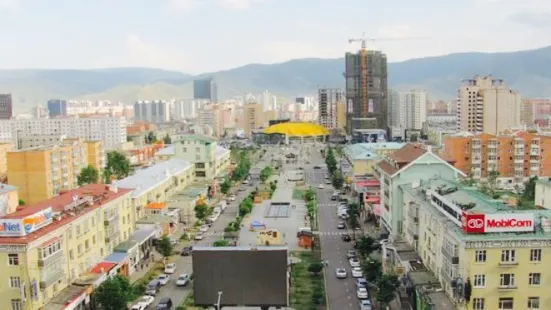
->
[
  {"left": 375, "top": 143, "right": 464, "bottom": 237},
  {"left": 6, "top": 140, "right": 95, "bottom": 204},
  {"left": 0, "top": 184, "right": 133, "bottom": 310},
  {"left": 400, "top": 178, "right": 551, "bottom": 310},
  {"left": 443, "top": 131, "right": 551, "bottom": 186}
]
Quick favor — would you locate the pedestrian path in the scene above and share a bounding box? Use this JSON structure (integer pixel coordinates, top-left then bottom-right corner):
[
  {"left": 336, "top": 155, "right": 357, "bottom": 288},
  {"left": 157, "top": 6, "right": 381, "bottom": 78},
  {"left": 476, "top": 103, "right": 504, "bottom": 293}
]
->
[{"left": 201, "top": 230, "right": 361, "bottom": 237}]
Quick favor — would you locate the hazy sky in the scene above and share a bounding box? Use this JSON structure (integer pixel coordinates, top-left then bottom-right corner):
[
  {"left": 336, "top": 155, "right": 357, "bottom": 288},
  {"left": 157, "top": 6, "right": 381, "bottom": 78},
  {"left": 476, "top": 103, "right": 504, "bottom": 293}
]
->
[{"left": 0, "top": 0, "right": 550, "bottom": 74}]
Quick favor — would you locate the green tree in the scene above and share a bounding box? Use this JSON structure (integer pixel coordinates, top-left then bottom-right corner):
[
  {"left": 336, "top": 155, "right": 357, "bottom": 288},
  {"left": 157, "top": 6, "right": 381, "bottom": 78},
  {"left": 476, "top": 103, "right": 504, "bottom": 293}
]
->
[
  {"left": 347, "top": 203, "right": 361, "bottom": 230},
  {"left": 332, "top": 171, "right": 344, "bottom": 189},
  {"left": 18, "top": 199, "right": 25, "bottom": 206},
  {"left": 94, "top": 276, "right": 131, "bottom": 310},
  {"left": 77, "top": 165, "right": 99, "bottom": 186},
  {"left": 163, "top": 134, "right": 172, "bottom": 144},
  {"left": 376, "top": 274, "right": 401, "bottom": 308},
  {"left": 103, "top": 151, "right": 130, "bottom": 183},
  {"left": 259, "top": 166, "right": 273, "bottom": 183},
  {"left": 238, "top": 197, "right": 254, "bottom": 216},
  {"left": 307, "top": 262, "right": 324, "bottom": 275},
  {"left": 304, "top": 188, "right": 316, "bottom": 202},
  {"left": 220, "top": 178, "right": 232, "bottom": 195},
  {"left": 362, "top": 258, "right": 382, "bottom": 283},
  {"left": 213, "top": 239, "right": 230, "bottom": 247},
  {"left": 158, "top": 236, "right": 174, "bottom": 258},
  {"left": 232, "top": 151, "right": 252, "bottom": 181},
  {"left": 487, "top": 170, "right": 499, "bottom": 198},
  {"left": 356, "top": 235, "right": 379, "bottom": 258},
  {"left": 145, "top": 131, "right": 157, "bottom": 144},
  {"left": 522, "top": 176, "right": 538, "bottom": 201},
  {"left": 194, "top": 203, "right": 210, "bottom": 221}
]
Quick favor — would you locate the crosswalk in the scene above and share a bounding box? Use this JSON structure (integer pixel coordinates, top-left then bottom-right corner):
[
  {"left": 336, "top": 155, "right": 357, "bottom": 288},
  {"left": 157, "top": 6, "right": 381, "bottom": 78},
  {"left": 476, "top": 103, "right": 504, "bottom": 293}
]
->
[{"left": 201, "top": 230, "right": 359, "bottom": 237}]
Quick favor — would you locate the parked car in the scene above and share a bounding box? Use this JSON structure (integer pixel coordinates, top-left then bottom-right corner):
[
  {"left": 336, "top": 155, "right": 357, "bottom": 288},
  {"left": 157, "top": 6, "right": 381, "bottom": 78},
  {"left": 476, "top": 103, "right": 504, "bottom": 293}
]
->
[
  {"left": 145, "top": 280, "right": 161, "bottom": 296},
  {"left": 325, "top": 179, "right": 332, "bottom": 185},
  {"left": 331, "top": 195, "right": 337, "bottom": 201},
  {"left": 136, "top": 295, "right": 155, "bottom": 308},
  {"left": 194, "top": 233, "right": 204, "bottom": 240},
  {"left": 347, "top": 250, "right": 357, "bottom": 259},
  {"left": 228, "top": 195, "right": 236, "bottom": 201},
  {"left": 352, "top": 267, "right": 363, "bottom": 278},
  {"left": 169, "top": 237, "right": 178, "bottom": 245},
  {"left": 359, "top": 299, "right": 373, "bottom": 310},
  {"left": 180, "top": 246, "right": 192, "bottom": 256},
  {"left": 335, "top": 268, "right": 347, "bottom": 279},
  {"left": 130, "top": 304, "right": 146, "bottom": 310},
  {"left": 157, "top": 274, "right": 170, "bottom": 286},
  {"left": 357, "top": 287, "right": 369, "bottom": 299},
  {"left": 342, "top": 234, "right": 351, "bottom": 242},
  {"left": 156, "top": 297, "right": 173, "bottom": 310},
  {"left": 164, "top": 263, "right": 177, "bottom": 274},
  {"left": 356, "top": 278, "right": 368, "bottom": 288},
  {"left": 349, "top": 257, "right": 361, "bottom": 267},
  {"left": 176, "top": 274, "right": 190, "bottom": 286},
  {"left": 200, "top": 225, "right": 209, "bottom": 232},
  {"left": 317, "top": 184, "right": 324, "bottom": 189},
  {"left": 337, "top": 222, "right": 346, "bottom": 229}
]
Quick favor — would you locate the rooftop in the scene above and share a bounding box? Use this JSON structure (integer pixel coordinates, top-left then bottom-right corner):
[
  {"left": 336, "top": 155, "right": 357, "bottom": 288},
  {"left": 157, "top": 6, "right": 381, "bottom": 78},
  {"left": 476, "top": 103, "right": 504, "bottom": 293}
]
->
[
  {"left": 180, "top": 134, "right": 217, "bottom": 144},
  {"left": 0, "top": 184, "right": 131, "bottom": 245},
  {"left": 345, "top": 142, "right": 405, "bottom": 160},
  {"left": 215, "top": 145, "right": 230, "bottom": 158},
  {"left": 156, "top": 145, "right": 175, "bottom": 156},
  {"left": 114, "top": 158, "right": 193, "bottom": 198},
  {"left": 388, "top": 143, "right": 427, "bottom": 164},
  {"left": 401, "top": 178, "right": 551, "bottom": 241},
  {"left": 0, "top": 183, "right": 17, "bottom": 195}
]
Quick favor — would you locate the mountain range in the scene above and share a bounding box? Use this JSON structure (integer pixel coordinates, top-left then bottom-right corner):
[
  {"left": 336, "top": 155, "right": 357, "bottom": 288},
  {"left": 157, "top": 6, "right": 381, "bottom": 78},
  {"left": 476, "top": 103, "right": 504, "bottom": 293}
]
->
[{"left": 2, "top": 45, "right": 551, "bottom": 113}]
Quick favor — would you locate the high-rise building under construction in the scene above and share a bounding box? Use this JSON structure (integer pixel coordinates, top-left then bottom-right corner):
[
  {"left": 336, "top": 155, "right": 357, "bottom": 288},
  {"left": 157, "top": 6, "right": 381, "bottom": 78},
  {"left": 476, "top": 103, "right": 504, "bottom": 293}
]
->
[{"left": 344, "top": 50, "right": 388, "bottom": 134}]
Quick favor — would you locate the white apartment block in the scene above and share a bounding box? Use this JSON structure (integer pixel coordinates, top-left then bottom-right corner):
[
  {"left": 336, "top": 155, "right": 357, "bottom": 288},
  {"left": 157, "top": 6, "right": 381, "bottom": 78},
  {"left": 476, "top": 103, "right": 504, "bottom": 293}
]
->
[
  {"left": 0, "top": 117, "right": 127, "bottom": 149},
  {"left": 134, "top": 100, "right": 170, "bottom": 123},
  {"left": 397, "top": 90, "right": 427, "bottom": 130},
  {"left": 257, "top": 91, "right": 278, "bottom": 111},
  {"left": 318, "top": 88, "right": 343, "bottom": 129},
  {"left": 456, "top": 75, "right": 522, "bottom": 134},
  {"left": 173, "top": 99, "right": 210, "bottom": 121},
  {"left": 66, "top": 100, "right": 131, "bottom": 116}
]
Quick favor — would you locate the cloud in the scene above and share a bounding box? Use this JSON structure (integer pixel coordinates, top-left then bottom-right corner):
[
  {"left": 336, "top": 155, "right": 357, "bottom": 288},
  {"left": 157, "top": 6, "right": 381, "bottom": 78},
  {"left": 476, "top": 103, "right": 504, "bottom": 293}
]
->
[
  {"left": 0, "top": 0, "right": 19, "bottom": 10},
  {"left": 166, "top": 0, "right": 198, "bottom": 11},
  {"left": 218, "top": 0, "right": 264, "bottom": 10},
  {"left": 508, "top": 11, "right": 551, "bottom": 28},
  {"left": 124, "top": 34, "right": 193, "bottom": 72}
]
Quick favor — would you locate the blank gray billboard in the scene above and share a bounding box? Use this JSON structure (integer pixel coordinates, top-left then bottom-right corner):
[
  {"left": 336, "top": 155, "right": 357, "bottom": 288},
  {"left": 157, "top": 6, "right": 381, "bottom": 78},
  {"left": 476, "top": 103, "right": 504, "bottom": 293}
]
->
[{"left": 192, "top": 246, "right": 289, "bottom": 307}]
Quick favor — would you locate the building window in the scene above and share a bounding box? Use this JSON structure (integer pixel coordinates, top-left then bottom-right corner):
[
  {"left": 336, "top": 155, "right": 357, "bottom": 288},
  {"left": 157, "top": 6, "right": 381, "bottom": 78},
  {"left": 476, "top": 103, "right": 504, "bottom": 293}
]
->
[
  {"left": 473, "top": 298, "right": 485, "bottom": 310},
  {"left": 473, "top": 275, "right": 486, "bottom": 288},
  {"left": 11, "top": 299, "right": 22, "bottom": 310},
  {"left": 475, "top": 250, "right": 486, "bottom": 262},
  {"left": 528, "top": 297, "right": 540, "bottom": 309},
  {"left": 40, "top": 240, "right": 62, "bottom": 259},
  {"left": 8, "top": 254, "right": 19, "bottom": 266},
  {"left": 529, "top": 273, "right": 541, "bottom": 285},
  {"left": 498, "top": 297, "right": 514, "bottom": 309},
  {"left": 501, "top": 250, "right": 516, "bottom": 263},
  {"left": 530, "top": 249, "right": 541, "bottom": 262},
  {"left": 499, "top": 274, "right": 515, "bottom": 287},
  {"left": 9, "top": 277, "right": 20, "bottom": 288}
]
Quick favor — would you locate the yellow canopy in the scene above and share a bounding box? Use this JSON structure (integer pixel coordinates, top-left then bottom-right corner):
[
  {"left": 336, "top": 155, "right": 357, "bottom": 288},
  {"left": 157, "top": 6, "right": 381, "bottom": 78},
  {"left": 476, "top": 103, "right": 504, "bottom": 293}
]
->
[{"left": 263, "top": 122, "right": 329, "bottom": 137}]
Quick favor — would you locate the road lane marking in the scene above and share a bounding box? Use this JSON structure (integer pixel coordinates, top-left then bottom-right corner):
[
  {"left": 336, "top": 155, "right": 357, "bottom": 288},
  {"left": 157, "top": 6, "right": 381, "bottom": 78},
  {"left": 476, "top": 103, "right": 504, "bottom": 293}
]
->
[{"left": 349, "top": 303, "right": 353, "bottom": 307}]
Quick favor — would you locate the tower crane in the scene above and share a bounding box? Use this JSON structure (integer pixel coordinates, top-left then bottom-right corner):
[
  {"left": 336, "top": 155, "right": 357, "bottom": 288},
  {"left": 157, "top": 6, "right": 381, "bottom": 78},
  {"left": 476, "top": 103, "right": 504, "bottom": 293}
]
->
[{"left": 347, "top": 33, "right": 427, "bottom": 118}]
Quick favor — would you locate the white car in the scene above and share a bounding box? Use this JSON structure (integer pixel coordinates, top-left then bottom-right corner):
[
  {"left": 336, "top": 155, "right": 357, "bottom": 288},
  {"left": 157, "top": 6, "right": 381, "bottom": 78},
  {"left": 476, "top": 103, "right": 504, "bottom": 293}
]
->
[
  {"left": 228, "top": 195, "right": 236, "bottom": 201},
  {"left": 136, "top": 296, "right": 155, "bottom": 308},
  {"left": 194, "top": 233, "right": 204, "bottom": 240},
  {"left": 130, "top": 305, "right": 146, "bottom": 310},
  {"left": 176, "top": 273, "right": 190, "bottom": 286},
  {"left": 164, "top": 263, "right": 177, "bottom": 274},
  {"left": 317, "top": 184, "right": 324, "bottom": 189},
  {"left": 157, "top": 274, "right": 170, "bottom": 285},
  {"left": 359, "top": 300, "right": 373, "bottom": 310},
  {"left": 357, "top": 287, "right": 369, "bottom": 299},
  {"left": 335, "top": 268, "right": 347, "bottom": 279},
  {"left": 200, "top": 225, "right": 209, "bottom": 232},
  {"left": 349, "top": 258, "right": 360, "bottom": 268},
  {"left": 352, "top": 267, "right": 363, "bottom": 278}
]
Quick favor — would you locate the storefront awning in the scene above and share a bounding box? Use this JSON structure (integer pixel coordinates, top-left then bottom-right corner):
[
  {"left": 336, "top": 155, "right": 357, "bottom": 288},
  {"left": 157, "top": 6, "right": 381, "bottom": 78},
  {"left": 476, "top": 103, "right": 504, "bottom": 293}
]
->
[
  {"left": 104, "top": 252, "right": 129, "bottom": 264},
  {"left": 90, "top": 262, "right": 117, "bottom": 274},
  {"left": 366, "top": 197, "right": 380, "bottom": 203},
  {"left": 356, "top": 180, "right": 380, "bottom": 187}
]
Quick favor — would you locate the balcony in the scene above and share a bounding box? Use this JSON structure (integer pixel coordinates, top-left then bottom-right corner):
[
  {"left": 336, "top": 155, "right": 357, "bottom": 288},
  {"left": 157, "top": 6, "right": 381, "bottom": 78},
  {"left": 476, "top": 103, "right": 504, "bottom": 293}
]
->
[
  {"left": 105, "top": 229, "right": 119, "bottom": 243},
  {"left": 104, "top": 213, "right": 119, "bottom": 225},
  {"left": 38, "top": 250, "right": 64, "bottom": 268},
  {"left": 40, "top": 269, "right": 65, "bottom": 289},
  {"left": 498, "top": 285, "right": 517, "bottom": 291},
  {"left": 441, "top": 246, "right": 459, "bottom": 265},
  {"left": 499, "top": 260, "right": 518, "bottom": 267}
]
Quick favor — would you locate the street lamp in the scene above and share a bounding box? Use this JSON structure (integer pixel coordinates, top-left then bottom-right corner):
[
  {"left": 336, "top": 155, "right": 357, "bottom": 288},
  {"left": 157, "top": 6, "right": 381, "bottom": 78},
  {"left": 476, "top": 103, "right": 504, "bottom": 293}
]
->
[{"left": 214, "top": 291, "right": 223, "bottom": 310}]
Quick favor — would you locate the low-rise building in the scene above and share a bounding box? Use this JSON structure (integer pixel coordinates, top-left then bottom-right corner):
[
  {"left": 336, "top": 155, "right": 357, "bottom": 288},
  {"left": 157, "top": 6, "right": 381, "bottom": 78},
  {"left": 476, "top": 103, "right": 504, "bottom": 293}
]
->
[
  {"left": 343, "top": 142, "right": 404, "bottom": 176},
  {"left": 0, "top": 183, "right": 18, "bottom": 216},
  {"left": 0, "top": 184, "right": 133, "bottom": 310},
  {"left": 400, "top": 178, "right": 551, "bottom": 310}
]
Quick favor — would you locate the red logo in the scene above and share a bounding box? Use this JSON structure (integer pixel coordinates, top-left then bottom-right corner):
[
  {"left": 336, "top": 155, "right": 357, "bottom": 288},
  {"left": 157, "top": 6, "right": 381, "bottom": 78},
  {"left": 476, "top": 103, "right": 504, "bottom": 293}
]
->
[{"left": 462, "top": 212, "right": 485, "bottom": 233}]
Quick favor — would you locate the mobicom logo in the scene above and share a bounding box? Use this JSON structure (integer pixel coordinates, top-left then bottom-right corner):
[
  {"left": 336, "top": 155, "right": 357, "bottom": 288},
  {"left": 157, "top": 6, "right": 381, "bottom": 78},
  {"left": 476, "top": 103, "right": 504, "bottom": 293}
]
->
[{"left": 462, "top": 212, "right": 535, "bottom": 234}]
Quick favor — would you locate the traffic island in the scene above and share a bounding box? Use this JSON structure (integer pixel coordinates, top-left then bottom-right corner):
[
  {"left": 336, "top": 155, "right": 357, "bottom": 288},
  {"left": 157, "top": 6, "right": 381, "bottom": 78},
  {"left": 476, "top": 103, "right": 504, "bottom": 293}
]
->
[{"left": 289, "top": 251, "right": 327, "bottom": 310}]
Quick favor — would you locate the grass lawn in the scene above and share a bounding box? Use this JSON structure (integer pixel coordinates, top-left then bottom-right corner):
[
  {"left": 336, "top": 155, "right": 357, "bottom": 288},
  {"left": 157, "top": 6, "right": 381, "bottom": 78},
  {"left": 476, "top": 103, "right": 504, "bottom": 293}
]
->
[
  {"left": 290, "top": 251, "right": 327, "bottom": 310},
  {"left": 293, "top": 187, "right": 306, "bottom": 200}
]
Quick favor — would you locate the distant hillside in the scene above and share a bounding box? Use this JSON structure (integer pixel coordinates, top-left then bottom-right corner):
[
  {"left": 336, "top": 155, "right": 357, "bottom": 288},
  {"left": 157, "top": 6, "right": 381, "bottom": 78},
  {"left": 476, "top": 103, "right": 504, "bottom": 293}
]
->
[{"left": 2, "top": 45, "right": 551, "bottom": 112}]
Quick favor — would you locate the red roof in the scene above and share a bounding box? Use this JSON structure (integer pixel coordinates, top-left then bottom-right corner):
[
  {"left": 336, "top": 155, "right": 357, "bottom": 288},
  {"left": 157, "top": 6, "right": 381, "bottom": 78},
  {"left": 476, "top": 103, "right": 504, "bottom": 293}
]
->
[
  {"left": 356, "top": 180, "right": 380, "bottom": 187},
  {"left": 90, "top": 262, "right": 117, "bottom": 274},
  {"left": 0, "top": 184, "right": 131, "bottom": 245}
]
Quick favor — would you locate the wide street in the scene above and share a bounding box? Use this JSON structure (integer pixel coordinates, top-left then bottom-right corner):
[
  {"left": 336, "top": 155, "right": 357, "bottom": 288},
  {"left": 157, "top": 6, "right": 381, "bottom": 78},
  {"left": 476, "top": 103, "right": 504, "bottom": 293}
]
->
[{"left": 303, "top": 146, "right": 362, "bottom": 310}]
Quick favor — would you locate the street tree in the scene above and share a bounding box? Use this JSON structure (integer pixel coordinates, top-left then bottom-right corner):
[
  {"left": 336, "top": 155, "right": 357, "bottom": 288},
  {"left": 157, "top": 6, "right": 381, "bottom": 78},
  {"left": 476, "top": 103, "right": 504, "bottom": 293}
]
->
[
  {"left": 95, "top": 276, "right": 132, "bottom": 310},
  {"left": 259, "top": 166, "right": 273, "bottom": 183},
  {"left": 304, "top": 188, "right": 316, "bottom": 202},
  {"left": 157, "top": 236, "right": 174, "bottom": 258},
  {"left": 163, "top": 134, "right": 172, "bottom": 144},
  {"left": 213, "top": 239, "right": 230, "bottom": 247},
  {"left": 145, "top": 131, "right": 157, "bottom": 144},
  {"left": 103, "top": 151, "right": 131, "bottom": 183},
  {"left": 332, "top": 171, "right": 344, "bottom": 189},
  {"left": 194, "top": 203, "right": 210, "bottom": 221},
  {"left": 220, "top": 178, "right": 232, "bottom": 195},
  {"left": 487, "top": 170, "right": 499, "bottom": 198},
  {"left": 356, "top": 235, "right": 379, "bottom": 258},
  {"left": 376, "top": 274, "right": 401, "bottom": 308},
  {"left": 307, "top": 262, "right": 324, "bottom": 276},
  {"left": 362, "top": 258, "right": 382, "bottom": 283},
  {"left": 77, "top": 165, "right": 99, "bottom": 186}
]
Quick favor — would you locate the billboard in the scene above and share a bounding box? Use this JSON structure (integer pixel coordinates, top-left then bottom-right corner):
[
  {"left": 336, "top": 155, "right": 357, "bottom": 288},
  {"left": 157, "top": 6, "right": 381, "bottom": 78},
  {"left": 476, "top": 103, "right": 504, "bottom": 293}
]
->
[
  {"left": 462, "top": 212, "right": 535, "bottom": 234},
  {"left": 192, "top": 246, "right": 289, "bottom": 307},
  {"left": 0, "top": 207, "right": 54, "bottom": 237}
]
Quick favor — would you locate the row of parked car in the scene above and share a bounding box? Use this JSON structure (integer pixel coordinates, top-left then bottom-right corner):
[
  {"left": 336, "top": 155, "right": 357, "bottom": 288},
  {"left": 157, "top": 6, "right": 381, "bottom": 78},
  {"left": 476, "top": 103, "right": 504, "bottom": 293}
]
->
[{"left": 334, "top": 249, "right": 373, "bottom": 310}]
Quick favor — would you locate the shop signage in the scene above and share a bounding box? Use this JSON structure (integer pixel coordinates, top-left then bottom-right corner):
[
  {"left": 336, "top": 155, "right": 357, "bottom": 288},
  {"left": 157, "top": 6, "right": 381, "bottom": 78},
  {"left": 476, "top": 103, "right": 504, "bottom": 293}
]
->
[
  {"left": 0, "top": 207, "right": 54, "bottom": 237},
  {"left": 462, "top": 212, "right": 534, "bottom": 234}
]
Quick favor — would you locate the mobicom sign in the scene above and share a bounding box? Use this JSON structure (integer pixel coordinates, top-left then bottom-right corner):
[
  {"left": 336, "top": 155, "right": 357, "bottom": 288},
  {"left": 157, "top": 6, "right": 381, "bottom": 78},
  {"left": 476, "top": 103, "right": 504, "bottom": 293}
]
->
[{"left": 462, "top": 212, "right": 535, "bottom": 234}]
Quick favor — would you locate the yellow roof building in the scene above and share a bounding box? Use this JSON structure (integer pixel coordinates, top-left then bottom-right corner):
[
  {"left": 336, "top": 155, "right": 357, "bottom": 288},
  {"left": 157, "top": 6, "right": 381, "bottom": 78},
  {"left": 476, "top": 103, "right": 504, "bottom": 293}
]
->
[{"left": 263, "top": 122, "right": 329, "bottom": 136}]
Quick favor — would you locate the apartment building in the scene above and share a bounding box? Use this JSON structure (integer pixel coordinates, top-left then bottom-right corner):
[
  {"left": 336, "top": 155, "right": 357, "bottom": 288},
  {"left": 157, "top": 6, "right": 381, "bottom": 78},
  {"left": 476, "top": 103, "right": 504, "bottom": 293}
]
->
[
  {"left": 85, "top": 140, "right": 105, "bottom": 171},
  {"left": 443, "top": 131, "right": 551, "bottom": 184},
  {"left": 133, "top": 100, "right": 170, "bottom": 124},
  {"left": 0, "top": 117, "right": 127, "bottom": 149},
  {"left": 6, "top": 139, "right": 103, "bottom": 204},
  {"left": 522, "top": 99, "right": 551, "bottom": 125},
  {"left": 197, "top": 104, "right": 221, "bottom": 137},
  {"left": 0, "top": 184, "right": 134, "bottom": 310},
  {"left": 168, "top": 135, "right": 230, "bottom": 180},
  {"left": 318, "top": 88, "right": 344, "bottom": 130},
  {"left": 0, "top": 94, "right": 13, "bottom": 120},
  {"left": 400, "top": 178, "right": 551, "bottom": 310},
  {"left": 397, "top": 90, "right": 427, "bottom": 130},
  {"left": 456, "top": 75, "right": 521, "bottom": 135},
  {"left": 375, "top": 144, "right": 464, "bottom": 237},
  {"left": 239, "top": 103, "right": 263, "bottom": 137},
  {"left": 0, "top": 183, "right": 19, "bottom": 216},
  {"left": 0, "top": 143, "right": 14, "bottom": 180},
  {"left": 343, "top": 142, "right": 404, "bottom": 176}
]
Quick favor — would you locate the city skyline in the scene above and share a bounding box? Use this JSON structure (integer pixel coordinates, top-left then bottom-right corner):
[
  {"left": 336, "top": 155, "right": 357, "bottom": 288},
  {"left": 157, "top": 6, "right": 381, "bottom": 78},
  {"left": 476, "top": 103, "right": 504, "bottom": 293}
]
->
[{"left": 0, "top": 0, "right": 549, "bottom": 73}]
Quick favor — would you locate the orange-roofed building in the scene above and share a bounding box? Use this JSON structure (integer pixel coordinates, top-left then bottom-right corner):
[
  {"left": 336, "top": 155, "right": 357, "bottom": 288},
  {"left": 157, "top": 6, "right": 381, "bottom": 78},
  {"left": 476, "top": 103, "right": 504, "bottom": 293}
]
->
[
  {"left": 443, "top": 131, "right": 551, "bottom": 185},
  {"left": 0, "top": 184, "right": 136, "bottom": 310}
]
